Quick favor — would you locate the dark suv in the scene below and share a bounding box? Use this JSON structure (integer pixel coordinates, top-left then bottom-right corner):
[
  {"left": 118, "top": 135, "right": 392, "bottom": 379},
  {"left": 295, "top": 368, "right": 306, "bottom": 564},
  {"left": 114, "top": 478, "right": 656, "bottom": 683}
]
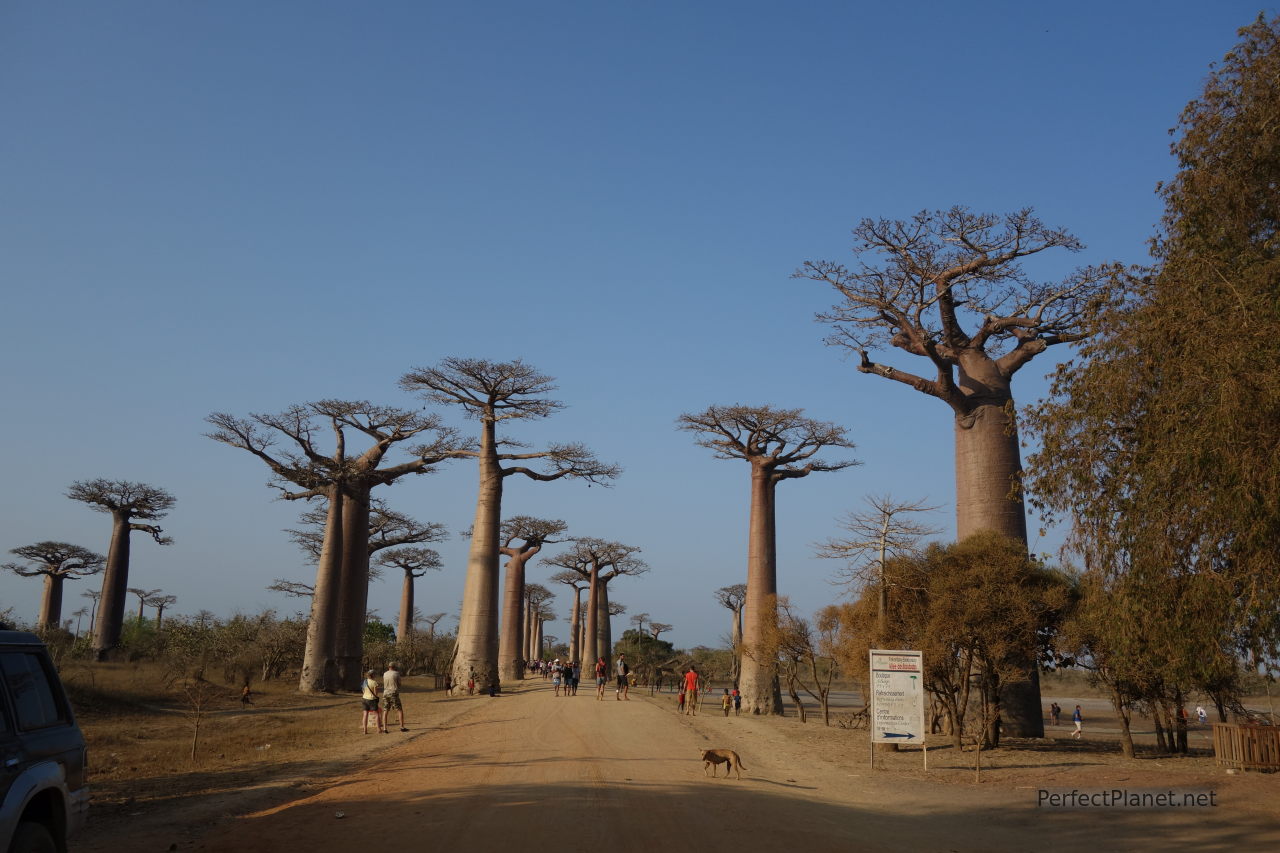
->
[{"left": 0, "top": 632, "right": 88, "bottom": 853}]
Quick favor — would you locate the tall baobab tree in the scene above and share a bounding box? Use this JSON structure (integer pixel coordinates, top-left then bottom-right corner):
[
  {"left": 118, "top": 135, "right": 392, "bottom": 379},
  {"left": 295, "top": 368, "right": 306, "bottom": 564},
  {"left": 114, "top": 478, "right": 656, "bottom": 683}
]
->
[
  {"left": 524, "top": 584, "right": 554, "bottom": 662},
  {"left": 400, "top": 358, "right": 619, "bottom": 693},
  {"left": 147, "top": 593, "right": 177, "bottom": 629},
  {"left": 67, "top": 479, "right": 175, "bottom": 661},
  {"left": 496, "top": 517, "right": 568, "bottom": 681},
  {"left": 71, "top": 606, "right": 90, "bottom": 638},
  {"left": 128, "top": 587, "right": 162, "bottom": 623},
  {"left": 714, "top": 584, "right": 747, "bottom": 685},
  {"left": 815, "top": 495, "right": 940, "bottom": 635},
  {"left": 595, "top": 579, "right": 641, "bottom": 662},
  {"left": 679, "top": 405, "right": 856, "bottom": 715},
  {"left": 4, "top": 542, "right": 105, "bottom": 631},
  {"left": 207, "top": 401, "right": 465, "bottom": 692},
  {"left": 549, "top": 570, "right": 588, "bottom": 664},
  {"left": 800, "top": 209, "right": 1118, "bottom": 735},
  {"left": 375, "top": 547, "right": 444, "bottom": 643},
  {"left": 81, "top": 589, "right": 101, "bottom": 637},
  {"left": 544, "top": 538, "right": 642, "bottom": 667},
  {"left": 648, "top": 622, "right": 672, "bottom": 641}
]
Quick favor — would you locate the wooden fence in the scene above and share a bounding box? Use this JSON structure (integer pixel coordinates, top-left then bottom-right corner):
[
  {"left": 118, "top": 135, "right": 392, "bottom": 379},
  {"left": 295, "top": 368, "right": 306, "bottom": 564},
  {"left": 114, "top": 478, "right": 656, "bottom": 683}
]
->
[{"left": 1213, "top": 723, "right": 1280, "bottom": 771}]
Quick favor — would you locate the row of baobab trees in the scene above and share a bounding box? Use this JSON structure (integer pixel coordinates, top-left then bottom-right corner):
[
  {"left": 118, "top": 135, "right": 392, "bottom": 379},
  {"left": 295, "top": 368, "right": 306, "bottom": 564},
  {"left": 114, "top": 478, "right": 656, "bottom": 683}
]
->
[
  {"left": 201, "top": 357, "right": 857, "bottom": 715},
  {"left": 11, "top": 206, "right": 1108, "bottom": 729}
]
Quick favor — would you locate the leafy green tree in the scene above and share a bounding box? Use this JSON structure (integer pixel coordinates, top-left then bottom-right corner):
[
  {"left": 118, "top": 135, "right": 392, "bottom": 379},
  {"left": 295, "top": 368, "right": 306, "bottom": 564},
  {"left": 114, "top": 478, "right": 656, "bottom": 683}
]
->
[{"left": 1025, "top": 14, "right": 1280, "bottom": 711}]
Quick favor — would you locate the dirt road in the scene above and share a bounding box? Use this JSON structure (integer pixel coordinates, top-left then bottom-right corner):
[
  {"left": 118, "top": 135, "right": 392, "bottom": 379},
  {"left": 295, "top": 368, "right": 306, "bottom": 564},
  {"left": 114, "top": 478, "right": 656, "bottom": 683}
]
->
[{"left": 153, "top": 681, "right": 1279, "bottom": 852}]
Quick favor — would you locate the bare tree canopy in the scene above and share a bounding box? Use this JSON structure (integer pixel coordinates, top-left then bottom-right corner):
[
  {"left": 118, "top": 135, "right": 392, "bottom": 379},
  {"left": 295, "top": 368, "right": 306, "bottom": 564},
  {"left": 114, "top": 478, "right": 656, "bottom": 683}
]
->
[
  {"left": 815, "top": 495, "right": 941, "bottom": 591},
  {"left": 799, "top": 207, "right": 1119, "bottom": 410},
  {"left": 287, "top": 500, "right": 448, "bottom": 563},
  {"left": 377, "top": 547, "right": 444, "bottom": 575},
  {"left": 67, "top": 479, "right": 176, "bottom": 531},
  {"left": 677, "top": 405, "right": 857, "bottom": 479},
  {"left": 714, "top": 584, "right": 746, "bottom": 611},
  {"left": 268, "top": 579, "right": 315, "bottom": 598},
  {"left": 5, "top": 542, "right": 105, "bottom": 578}
]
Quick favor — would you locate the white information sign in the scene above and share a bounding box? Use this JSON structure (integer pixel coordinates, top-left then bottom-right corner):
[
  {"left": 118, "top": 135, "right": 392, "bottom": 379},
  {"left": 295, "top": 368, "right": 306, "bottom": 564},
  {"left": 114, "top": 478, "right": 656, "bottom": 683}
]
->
[{"left": 869, "top": 649, "right": 925, "bottom": 745}]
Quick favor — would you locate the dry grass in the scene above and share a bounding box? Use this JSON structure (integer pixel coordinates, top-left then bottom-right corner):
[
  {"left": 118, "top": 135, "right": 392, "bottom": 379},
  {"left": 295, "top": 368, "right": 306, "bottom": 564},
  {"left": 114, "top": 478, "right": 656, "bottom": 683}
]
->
[{"left": 63, "top": 661, "right": 367, "bottom": 818}]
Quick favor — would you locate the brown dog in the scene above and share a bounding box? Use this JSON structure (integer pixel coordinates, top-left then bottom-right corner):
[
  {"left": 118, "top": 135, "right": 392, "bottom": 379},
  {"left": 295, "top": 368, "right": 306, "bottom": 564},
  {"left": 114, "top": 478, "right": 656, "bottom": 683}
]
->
[{"left": 700, "top": 748, "right": 746, "bottom": 780}]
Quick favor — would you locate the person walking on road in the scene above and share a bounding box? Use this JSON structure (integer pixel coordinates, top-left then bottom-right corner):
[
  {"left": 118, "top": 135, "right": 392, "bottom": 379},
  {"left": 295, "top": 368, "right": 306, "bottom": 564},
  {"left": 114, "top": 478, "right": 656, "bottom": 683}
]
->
[
  {"left": 615, "top": 654, "right": 630, "bottom": 700},
  {"left": 595, "top": 657, "right": 608, "bottom": 700},
  {"left": 683, "top": 666, "right": 699, "bottom": 715},
  {"left": 383, "top": 661, "right": 407, "bottom": 732},
  {"left": 1071, "top": 704, "right": 1083, "bottom": 739}
]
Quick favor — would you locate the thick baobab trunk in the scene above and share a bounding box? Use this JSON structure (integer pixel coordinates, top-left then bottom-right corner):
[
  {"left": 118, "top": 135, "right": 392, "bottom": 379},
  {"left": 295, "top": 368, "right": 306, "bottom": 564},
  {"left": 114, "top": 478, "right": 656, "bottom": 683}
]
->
[
  {"left": 954, "top": 394, "right": 1043, "bottom": 739},
  {"left": 92, "top": 513, "right": 132, "bottom": 661},
  {"left": 954, "top": 401, "right": 1028, "bottom": 543},
  {"left": 454, "top": 421, "right": 503, "bottom": 693},
  {"left": 39, "top": 575, "right": 64, "bottom": 632},
  {"left": 584, "top": 565, "right": 600, "bottom": 668},
  {"left": 740, "top": 466, "right": 783, "bottom": 715},
  {"left": 595, "top": 580, "right": 613, "bottom": 662},
  {"left": 300, "top": 487, "right": 344, "bottom": 692},
  {"left": 397, "top": 568, "right": 415, "bottom": 644},
  {"left": 533, "top": 619, "right": 543, "bottom": 660},
  {"left": 568, "top": 587, "right": 582, "bottom": 665},
  {"left": 524, "top": 599, "right": 535, "bottom": 662},
  {"left": 499, "top": 553, "right": 532, "bottom": 682},
  {"left": 730, "top": 605, "right": 743, "bottom": 686},
  {"left": 335, "top": 487, "right": 373, "bottom": 691}
]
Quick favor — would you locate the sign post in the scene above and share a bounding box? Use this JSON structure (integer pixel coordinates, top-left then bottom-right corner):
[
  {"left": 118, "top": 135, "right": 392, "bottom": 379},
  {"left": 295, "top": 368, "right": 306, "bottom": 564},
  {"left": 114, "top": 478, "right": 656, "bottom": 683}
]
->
[{"left": 869, "top": 649, "right": 926, "bottom": 770}]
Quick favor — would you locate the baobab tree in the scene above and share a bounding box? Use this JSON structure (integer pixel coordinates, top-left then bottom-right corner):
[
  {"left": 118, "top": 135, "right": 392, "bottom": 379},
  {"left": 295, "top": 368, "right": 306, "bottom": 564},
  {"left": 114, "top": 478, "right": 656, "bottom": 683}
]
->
[
  {"left": 648, "top": 622, "right": 672, "bottom": 641},
  {"left": 524, "top": 584, "right": 554, "bottom": 662},
  {"left": 148, "top": 593, "right": 177, "bottom": 628},
  {"left": 128, "top": 587, "right": 162, "bottom": 623},
  {"left": 714, "top": 584, "right": 746, "bottom": 684},
  {"left": 630, "top": 612, "right": 650, "bottom": 635},
  {"left": 206, "top": 400, "right": 466, "bottom": 692},
  {"left": 679, "top": 405, "right": 856, "bottom": 715},
  {"left": 71, "top": 606, "right": 90, "bottom": 638},
  {"left": 800, "top": 209, "right": 1118, "bottom": 734},
  {"left": 815, "top": 495, "right": 940, "bottom": 635},
  {"left": 496, "top": 516, "right": 568, "bottom": 681},
  {"left": 544, "top": 538, "right": 642, "bottom": 667},
  {"left": 67, "top": 479, "right": 175, "bottom": 661},
  {"left": 4, "top": 542, "right": 105, "bottom": 631},
  {"left": 375, "top": 547, "right": 444, "bottom": 643},
  {"left": 81, "top": 589, "right": 101, "bottom": 637},
  {"left": 597, "top": 584, "right": 643, "bottom": 661},
  {"left": 549, "top": 570, "right": 588, "bottom": 664},
  {"left": 400, "top": 358, "right": 619, "bottom": 693}
]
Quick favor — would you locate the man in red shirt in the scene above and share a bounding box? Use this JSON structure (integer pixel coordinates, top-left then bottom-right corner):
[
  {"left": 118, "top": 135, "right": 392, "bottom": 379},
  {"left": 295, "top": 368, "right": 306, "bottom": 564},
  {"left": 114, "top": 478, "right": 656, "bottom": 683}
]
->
[{"left": 683, "top": 666, "right": 700, "bottom": 715}]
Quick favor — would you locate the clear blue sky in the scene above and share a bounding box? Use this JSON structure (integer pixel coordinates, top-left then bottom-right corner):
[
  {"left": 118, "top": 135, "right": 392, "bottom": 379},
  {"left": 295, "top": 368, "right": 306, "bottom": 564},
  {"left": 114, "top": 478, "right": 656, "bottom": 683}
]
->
[{"left": 2, "top": 2, "right": 1272, "bottom": 649}]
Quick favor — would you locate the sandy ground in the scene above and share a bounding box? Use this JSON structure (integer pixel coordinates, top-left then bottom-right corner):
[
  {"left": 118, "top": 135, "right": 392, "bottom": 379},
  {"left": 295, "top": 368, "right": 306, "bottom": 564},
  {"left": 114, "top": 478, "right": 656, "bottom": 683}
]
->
[{"left": 78, "top": 680, "right": 1280, "bottom": 853}]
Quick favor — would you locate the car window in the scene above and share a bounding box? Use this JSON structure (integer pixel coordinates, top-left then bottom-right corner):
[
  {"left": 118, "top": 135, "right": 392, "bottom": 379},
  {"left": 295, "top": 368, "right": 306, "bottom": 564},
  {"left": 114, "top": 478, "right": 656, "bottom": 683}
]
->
[{"left": 0, "top": 652, "right": 67, "bottom": 730}]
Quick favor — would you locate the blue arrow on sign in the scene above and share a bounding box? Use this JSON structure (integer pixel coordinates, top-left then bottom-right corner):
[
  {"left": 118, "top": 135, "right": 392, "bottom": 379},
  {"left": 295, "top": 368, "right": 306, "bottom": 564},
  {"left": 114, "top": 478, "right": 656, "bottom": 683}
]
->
[{"left": 881, "top": 732, "right": 916, "bottom": 739}]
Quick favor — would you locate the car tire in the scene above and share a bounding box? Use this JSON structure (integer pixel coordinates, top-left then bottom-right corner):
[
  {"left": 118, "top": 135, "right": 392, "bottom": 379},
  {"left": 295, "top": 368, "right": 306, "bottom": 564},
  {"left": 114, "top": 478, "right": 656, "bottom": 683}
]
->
[{"left": 8, "top": 821, "right": 58, "bottom": 853}]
